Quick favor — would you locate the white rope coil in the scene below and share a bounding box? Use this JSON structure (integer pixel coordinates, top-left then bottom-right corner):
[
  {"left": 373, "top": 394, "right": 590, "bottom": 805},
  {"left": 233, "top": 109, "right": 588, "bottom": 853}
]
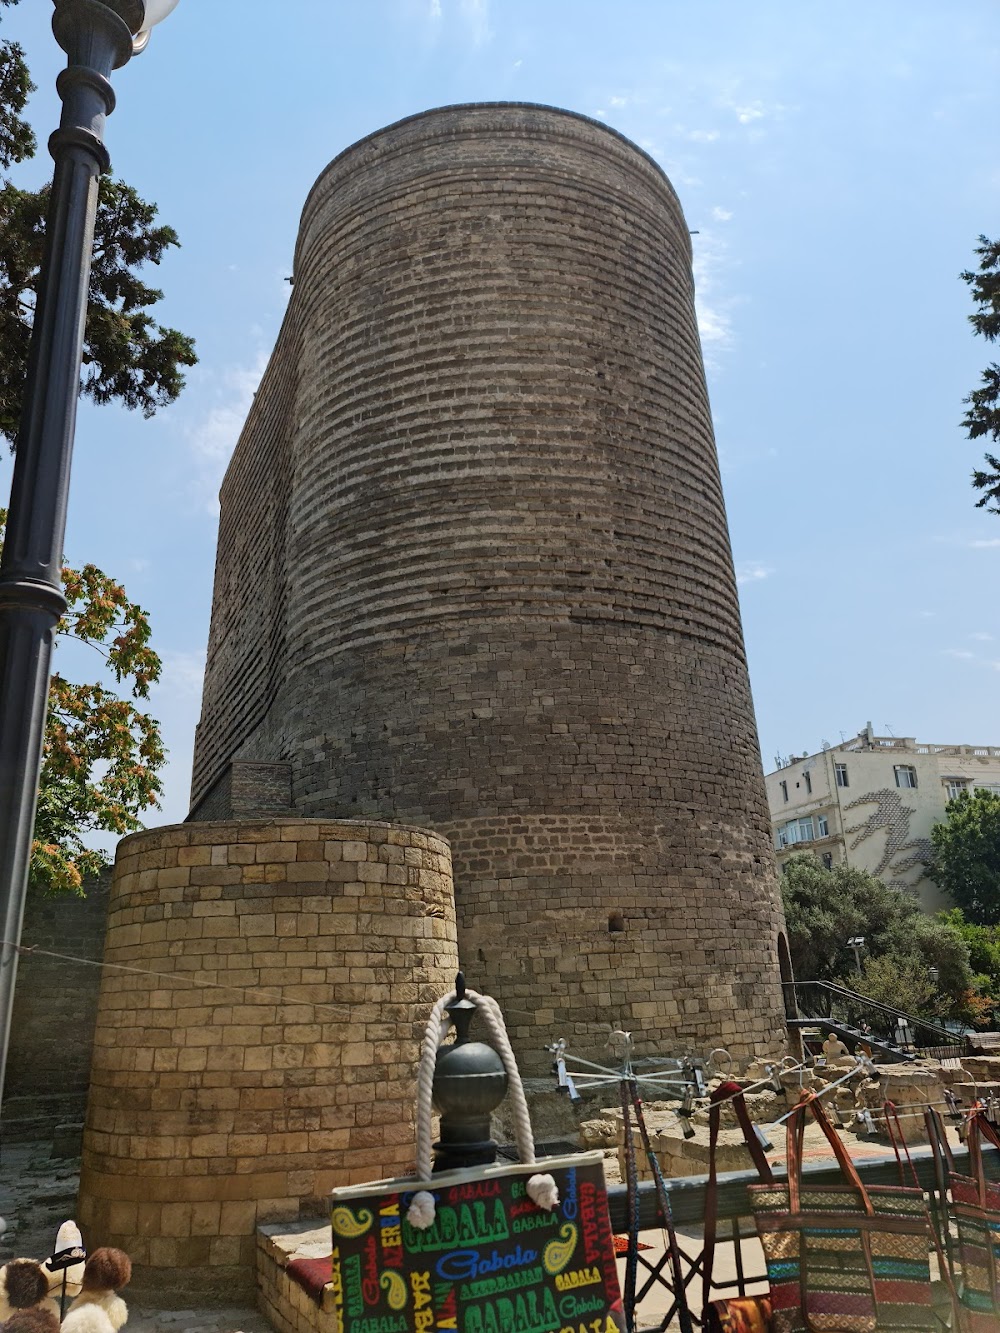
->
[{"left": 407, "top": 987, "right": 558, "bottom": 1228}]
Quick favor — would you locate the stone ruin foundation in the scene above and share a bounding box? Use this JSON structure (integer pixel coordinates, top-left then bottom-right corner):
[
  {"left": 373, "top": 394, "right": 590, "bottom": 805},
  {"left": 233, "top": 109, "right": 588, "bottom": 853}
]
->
[{"left": 575, "top": 1054, "right": 977, "bottom": 1183}]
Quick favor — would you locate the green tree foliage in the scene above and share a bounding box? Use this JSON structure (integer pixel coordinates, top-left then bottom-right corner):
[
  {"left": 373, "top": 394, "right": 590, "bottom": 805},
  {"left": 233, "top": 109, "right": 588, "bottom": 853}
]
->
[
  {"left": 780, "top": 853, "right": 975, "bottom": 1019},
  {"left": 0, "top": 3, "right": 34, "bottom": 174},
  {"left": 851, "top": 955, "right": 937, "bottom": 1018},
  {"left": 0, "top": 512, "right": 165, "bottom": 893},
  {"left": 929, "top": 788, "right": 1000, "bottom": 924},
  {"left": 939, "top": 908, "right": 1000, "bottom": 1028},
  {"left": 961, "top": 235, "right": 1000, "bottom": 512},
  {"left": 0, "top": 0, "right": 196, "bottom": 444}
]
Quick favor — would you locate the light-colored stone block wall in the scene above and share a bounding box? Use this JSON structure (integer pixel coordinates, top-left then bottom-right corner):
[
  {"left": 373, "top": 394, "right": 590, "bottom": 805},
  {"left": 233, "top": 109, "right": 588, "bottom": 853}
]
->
[{"left": 77, "top": 818, "right": 457, "bottom": 1300}]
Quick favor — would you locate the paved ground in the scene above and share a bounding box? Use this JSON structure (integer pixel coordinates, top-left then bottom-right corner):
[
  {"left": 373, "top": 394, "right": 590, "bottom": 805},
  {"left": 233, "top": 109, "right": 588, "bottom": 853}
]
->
[
  {"left": 0, "top": 1141, "right": 270, "bottom": 1332},
  {"left": 0, "top": 1118, "right": 945, "bottom": 1332}
]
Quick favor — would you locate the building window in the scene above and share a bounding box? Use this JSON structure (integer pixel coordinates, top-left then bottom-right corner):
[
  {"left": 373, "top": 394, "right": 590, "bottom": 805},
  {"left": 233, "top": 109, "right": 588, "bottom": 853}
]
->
[
  {"left": 817, "top": 814, "right": 829, "bottom": 837},
  {"left": 945, "top": 778, "right": 969, "bottom": 801},
  {"left": 821, "top": 852, "right": 833, "bottom": 870},
  {"left": 975, "top": 782, "right": 1000, "bottom": 795},
  {"left": 804, "top": 770, "right": 812, "bottom": 794},
  {"left": 777, "top": 817, "right": 815, "bottom": 848},
  {"left": 835, "top": 763, "right": 848, "bottom": 788},
  {"left": 780, "top": 780, "right": 788, "bottom": 803},
  {"left": 894, "top": 765, "right": 918, "bottom": 790}
]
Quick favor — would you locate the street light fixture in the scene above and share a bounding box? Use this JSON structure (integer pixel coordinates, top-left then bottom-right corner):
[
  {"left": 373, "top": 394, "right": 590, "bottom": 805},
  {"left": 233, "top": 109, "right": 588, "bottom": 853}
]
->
[
  {"left": 0, "top": 0, "right": 178, "bottom": 1110},
  {"left": 847, "top": 936, "right": 865, "bottom": 976},
  {"left": 132, "top": 0, "right": 179, "bottom": 52}
]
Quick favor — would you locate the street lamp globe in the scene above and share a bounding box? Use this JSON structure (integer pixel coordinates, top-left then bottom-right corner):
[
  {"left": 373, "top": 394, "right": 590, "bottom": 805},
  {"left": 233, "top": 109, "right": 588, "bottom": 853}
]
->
[{"left": 133, "top": 0, "right": 180, "bottom": 54}]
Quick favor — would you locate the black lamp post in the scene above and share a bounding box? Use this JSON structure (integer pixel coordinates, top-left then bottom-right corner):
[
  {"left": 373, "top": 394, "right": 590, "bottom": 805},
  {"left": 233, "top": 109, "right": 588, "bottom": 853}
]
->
[{"left": 0, "top": 0, "right": 178, "bottom": 1109}]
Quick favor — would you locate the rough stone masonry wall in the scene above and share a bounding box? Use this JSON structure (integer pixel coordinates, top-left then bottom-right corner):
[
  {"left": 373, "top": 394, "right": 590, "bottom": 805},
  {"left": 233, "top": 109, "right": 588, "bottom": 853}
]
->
[
  {"left": 189, "top": 102, "right": 788, "bottom": 1072},
  {"left": 2, "top": 871, "right": 110, "bottom": 1141},
  {"left": 189, "top": 311, "right": 298, "bottom": 813},
  {"left": 77, "top": 819, "right": 457, "bottom": 1300}
]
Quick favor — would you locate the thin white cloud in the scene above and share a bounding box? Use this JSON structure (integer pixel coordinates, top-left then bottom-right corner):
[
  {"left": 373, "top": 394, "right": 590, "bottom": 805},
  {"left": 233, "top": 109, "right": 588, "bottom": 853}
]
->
[
  {"left": 687, "top": 129, "right": 720, "bottom": 143},
  {"left": 970, "top": 537, "right": 1000, "bottom": 548},
  {"left": 736, "top": 562, "right": 772, "bottom": 586},
  {"left": 609, "top": 96, "right": 627, "bottom": 108},
  {"left": 972, "top": 631, "right": 995, "bottom": 641},
  {"left": 711, "top": 206, "right": 733, "bottom": 222},
  {"left": 155, "top": 650, "right": 207, "bottom": 700},
  {"left": 695, "top": 303, "right": 732, "bottom": 348},
  {"left": 944, "top": 649, "right": 976, "bottom": 660},
  {"left": 187, "top": 350, "right": 269, "bottom": 515},
  {"left": 692, "top": 231, "right": 736, "bottom": 359},
  {"left": 732, "top": 102, "right": 767, "bottom": 124},
  {"left": 149, "top": 650, "right": 208, "bottom": 826},
  {"left": 420, "top": 0, "right": 490, "bottom": 43},
  {"left": 458, "top": 0, "right": 492, "bottom": 44},
  {"left": 713, "top": 88, "right": 790, "bottom": 129}
]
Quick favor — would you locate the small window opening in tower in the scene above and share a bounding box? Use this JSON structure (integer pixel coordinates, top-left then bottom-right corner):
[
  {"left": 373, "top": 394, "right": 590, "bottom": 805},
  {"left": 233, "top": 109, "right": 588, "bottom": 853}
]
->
[{"left": 608, "top": 911, "right": 625, "bottom": 933}]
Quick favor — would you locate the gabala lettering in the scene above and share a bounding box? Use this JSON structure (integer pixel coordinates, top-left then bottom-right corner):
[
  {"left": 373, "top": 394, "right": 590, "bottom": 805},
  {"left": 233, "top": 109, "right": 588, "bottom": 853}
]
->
[
  {"left": 436, "top": 1245, "right": 539, "bottom": 1283},
  {"left": 404, "top": 1200, "right": 509, "bottom": 1253},
  {"left": 555, "top": 1266, "right": 602, "bottom": 1293},
  {"left": 463, "top": 1288, "right": 559, "bottom": 1333}
]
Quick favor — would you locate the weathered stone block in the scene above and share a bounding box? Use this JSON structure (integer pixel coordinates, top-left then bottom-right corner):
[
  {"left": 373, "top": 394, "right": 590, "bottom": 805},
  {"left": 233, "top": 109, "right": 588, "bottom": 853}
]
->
[{"left": 78, "top": 817, "right": 458, "bottom": 1300}]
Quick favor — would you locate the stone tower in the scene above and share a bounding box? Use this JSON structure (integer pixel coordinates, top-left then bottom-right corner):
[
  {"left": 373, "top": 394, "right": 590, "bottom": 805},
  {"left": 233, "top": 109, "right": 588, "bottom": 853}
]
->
[{"left": 190, "top": 103, "right": 787, "bottom": 1070}]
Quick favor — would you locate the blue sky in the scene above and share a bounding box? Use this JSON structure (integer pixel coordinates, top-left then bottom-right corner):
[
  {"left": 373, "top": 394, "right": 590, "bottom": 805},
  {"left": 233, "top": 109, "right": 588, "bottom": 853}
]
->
[{"left": 3, "top": 1, "right": 999, "bottom": 833}]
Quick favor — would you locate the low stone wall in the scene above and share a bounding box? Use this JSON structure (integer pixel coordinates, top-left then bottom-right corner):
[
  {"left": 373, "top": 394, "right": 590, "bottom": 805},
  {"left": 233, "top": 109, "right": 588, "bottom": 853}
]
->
[
  {"left": 77, "top": 818, "right": 458, "bottom": 1300},
  {"left": 257, "top": 1222, "right": 335, "bottom": 1333},
  {"left": 2, "top": 871, "right": 110, "bottom": 1141}
]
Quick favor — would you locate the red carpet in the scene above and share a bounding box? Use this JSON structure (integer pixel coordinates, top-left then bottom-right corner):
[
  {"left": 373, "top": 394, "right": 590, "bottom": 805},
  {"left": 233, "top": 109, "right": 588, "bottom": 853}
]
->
[{"left": 286, "top": 1255, "right": 333, "bottom": 1302}]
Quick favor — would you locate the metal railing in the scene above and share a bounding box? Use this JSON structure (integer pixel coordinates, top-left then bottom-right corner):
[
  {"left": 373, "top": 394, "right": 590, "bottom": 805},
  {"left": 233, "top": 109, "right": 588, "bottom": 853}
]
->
[{"left": 786, "top": 980, "right": 963, "bottom": 1060}]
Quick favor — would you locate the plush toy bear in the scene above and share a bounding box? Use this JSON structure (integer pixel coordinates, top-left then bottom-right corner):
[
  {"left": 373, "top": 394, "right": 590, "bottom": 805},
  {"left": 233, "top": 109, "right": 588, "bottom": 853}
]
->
[
  {"left": 0, "top": 1261, "right": 58, "bottom": 1326},
  {"left": 1, "top": 1309, "right": 60, "bottom": 1332},
  {"left": 59, "top": 1250, "right": 130, "bottom": 1333}
]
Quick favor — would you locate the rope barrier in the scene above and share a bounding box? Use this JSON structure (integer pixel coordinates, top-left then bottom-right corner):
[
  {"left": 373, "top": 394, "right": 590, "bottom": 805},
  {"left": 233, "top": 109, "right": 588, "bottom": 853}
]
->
[
  {"left": 2, "top": 939, "right": 354, "bottom": 1021},
  {"left": 407, "top": 986, "right": 559, "bottom": 1229},
  {"left": 4, "top": 940, "right": 993, "bottom": 1138}
]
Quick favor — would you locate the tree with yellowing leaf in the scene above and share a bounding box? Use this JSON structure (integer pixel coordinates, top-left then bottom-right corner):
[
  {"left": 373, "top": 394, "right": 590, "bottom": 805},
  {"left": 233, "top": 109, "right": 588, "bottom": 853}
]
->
[{"left": 0, "top": 511, "right": 165, "bottom": 892}]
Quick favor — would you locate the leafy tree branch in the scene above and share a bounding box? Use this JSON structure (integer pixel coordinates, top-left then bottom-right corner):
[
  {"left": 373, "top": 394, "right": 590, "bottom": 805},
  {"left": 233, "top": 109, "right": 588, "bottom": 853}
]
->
[{"left": 961, "top": 235, "right": 1000, "bottom": 512}]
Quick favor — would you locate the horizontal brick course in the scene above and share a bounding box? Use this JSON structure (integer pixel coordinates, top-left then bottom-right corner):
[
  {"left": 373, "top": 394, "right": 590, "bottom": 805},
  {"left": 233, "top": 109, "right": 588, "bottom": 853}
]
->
[
  {"left": 78, "top": 818, "right": 457, "bottom": 1300},
  {"left": 189, "top": 103, "right": 786, "bottom": 1073}
]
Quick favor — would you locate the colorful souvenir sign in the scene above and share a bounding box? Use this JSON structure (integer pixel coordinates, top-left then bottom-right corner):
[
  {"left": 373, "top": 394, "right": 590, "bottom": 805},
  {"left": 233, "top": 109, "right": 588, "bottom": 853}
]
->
[{"left": 330, "top": 1150, "right": 624, "bottom": 1333}]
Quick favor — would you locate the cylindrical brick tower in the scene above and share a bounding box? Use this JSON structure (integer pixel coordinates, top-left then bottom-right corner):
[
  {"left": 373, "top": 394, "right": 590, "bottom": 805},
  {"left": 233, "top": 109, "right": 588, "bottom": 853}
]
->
[{"left": 191, "top": 103, "right": 787, "bottom": 1071}]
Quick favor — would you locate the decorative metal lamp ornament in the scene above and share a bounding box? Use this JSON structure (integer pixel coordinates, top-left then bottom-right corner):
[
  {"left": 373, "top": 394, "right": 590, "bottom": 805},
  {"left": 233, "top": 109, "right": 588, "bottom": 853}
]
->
[
  {"left": 132, "top": 0, "right": 180, "bottom": 52},
  {"left": 431, "top": 973, "right": 509, "bottom": 1172}
]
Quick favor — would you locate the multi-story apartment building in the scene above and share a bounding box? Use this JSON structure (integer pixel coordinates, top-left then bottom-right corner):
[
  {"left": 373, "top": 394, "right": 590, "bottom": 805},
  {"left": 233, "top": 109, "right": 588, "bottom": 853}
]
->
[{"left": 765, "top": 724, "right": 1000, "bottom": 911}]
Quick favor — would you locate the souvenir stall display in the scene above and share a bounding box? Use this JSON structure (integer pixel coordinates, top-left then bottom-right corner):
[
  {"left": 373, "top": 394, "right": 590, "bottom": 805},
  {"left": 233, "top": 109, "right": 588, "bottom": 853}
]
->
[{"left": 328, "top": 978, "right": 625, "bottom": 1333}]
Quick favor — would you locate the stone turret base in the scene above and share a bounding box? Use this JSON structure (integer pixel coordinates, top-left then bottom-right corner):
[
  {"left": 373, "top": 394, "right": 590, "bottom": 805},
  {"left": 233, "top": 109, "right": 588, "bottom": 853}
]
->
[{"left": 77, "top": 818, "right": 459, "bottom": 1300}]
